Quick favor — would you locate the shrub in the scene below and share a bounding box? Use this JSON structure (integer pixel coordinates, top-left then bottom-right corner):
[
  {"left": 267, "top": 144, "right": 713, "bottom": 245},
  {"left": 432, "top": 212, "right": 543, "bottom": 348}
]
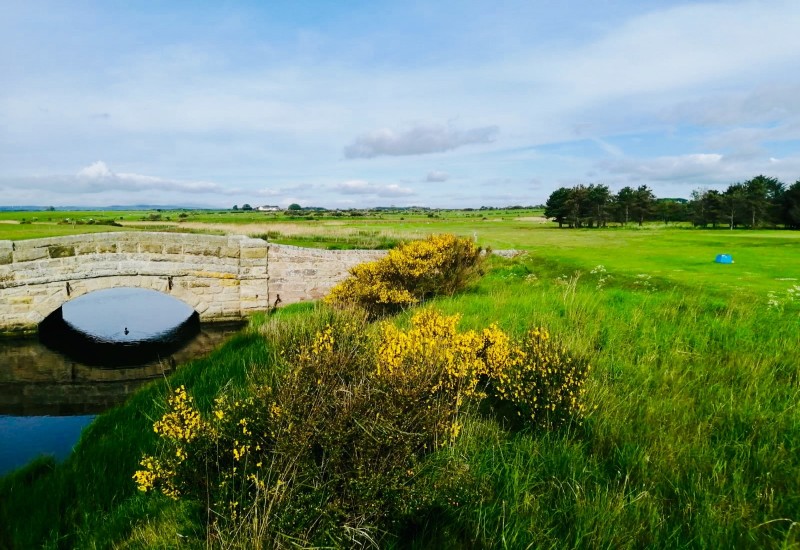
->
[
  {"left": 326, "top": 233, "right": 486, "bottom": 318},
  {"left": 133, "top": 309, "right": 589, "bottom": 546},
  {"left": 485, "top": 327, "right": 591, "bottom": 429}
]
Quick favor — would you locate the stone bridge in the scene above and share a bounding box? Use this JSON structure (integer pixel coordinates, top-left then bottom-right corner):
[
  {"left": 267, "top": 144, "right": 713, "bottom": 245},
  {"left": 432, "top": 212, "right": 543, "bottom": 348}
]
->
[{"left": 0, "top": 232, "right": 386, "bottom": 335}]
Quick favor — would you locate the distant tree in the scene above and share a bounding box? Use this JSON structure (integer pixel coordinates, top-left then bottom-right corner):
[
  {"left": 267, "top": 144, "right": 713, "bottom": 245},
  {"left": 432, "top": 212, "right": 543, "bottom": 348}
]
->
[
  {"left": 656, "top": 199, "right": 686, "bottom": 225},
  {"left": 232, "top": 205, "right": 239, "bottom": 210},
  {"left": 631, "top": 185, "right": 656, "bottom": 226},
  {"left": 241, "top": 204, "right": 253, "bottom": 211},
  {"left": 782, "top": 180, "right": 800, "bottom": 229},
  {"left": 689, "top": 189, "right": 724, "bottom": 227},
  {"left": 565, "top": 184, "right": 591, "bottom": 228},
  {"left": 287, "top": 203, "right": 302, "bottom": 211},
  {"left": 46, "top": 206, "right": 56, "bottom": 212},
  {"left": 765, "top": 177, "right": 786, "bottom": 226},
  {"left": 723, "top": 183, "right": 746, "bottom": 229},
  {"left": 743, "top": 175, "right": 779, "bottom": 227},
  {"left": 544, "top": 187, "right": 572, "bottom": 228},
  {"left": 587, "top": 184, "right": 611, "bottom": 227},
  {"left": 614, "top": 186, "right": 636, "bottom": 225}
]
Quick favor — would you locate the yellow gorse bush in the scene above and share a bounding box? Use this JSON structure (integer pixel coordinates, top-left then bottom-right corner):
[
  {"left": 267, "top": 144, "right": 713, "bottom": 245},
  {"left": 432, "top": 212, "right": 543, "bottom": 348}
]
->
[
  {"left": 377, "top": 310, "right": 590, "bottom": 428},
  {"left": 377, "top": 309, "right": 486, "bottom": 400},
  {"left": 326, "top": 233, "right": 485, "bottom": 318},
  {"left": 135, "top": 386, "right": 204, "bottom": 499},
  {"left": 489, "top": 327, "right": 591, "bottom": 428},
  {"left": 133, "top": 309, "right": 590, "bottom": 545}
]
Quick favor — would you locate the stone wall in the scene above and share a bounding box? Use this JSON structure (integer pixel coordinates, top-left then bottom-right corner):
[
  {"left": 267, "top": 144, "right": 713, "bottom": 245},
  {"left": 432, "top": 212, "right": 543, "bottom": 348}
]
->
[{"left": 266, "top": 244, "right": 387, "bottom": 306}]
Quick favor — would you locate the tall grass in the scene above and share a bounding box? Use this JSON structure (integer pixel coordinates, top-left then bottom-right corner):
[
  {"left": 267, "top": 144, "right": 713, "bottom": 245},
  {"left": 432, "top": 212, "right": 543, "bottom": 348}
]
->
[
  {"left": 406, "top": 255, "right": 800, "bottom": 548},
  {"left": 1, "top": 253, "right": 798, "bottom": 547}
]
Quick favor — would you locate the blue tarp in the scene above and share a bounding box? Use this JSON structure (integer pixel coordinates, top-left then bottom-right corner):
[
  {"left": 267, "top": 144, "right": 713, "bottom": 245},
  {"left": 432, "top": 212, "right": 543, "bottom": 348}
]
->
[{"left": 715, "top": 254, "right": 734, "bottom": 264}]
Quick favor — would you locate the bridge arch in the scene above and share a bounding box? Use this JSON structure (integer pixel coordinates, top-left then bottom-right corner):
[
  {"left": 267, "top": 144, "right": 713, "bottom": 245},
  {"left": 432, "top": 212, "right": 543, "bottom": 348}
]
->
[{"left": 0, "top": 232, "right": 270, "bottom": 334}]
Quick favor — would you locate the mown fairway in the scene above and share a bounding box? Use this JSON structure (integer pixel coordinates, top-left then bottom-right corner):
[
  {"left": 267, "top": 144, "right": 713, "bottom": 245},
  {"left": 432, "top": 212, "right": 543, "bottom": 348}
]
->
[{"left": 1, "top": 213, "right": 799, "bottom": 547}]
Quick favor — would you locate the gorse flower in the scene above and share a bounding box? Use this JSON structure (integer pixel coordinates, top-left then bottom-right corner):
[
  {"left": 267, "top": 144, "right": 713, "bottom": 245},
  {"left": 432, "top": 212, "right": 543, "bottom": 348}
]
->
[{"left": 326, "top": 234, "right": 485, "bottom": 318}]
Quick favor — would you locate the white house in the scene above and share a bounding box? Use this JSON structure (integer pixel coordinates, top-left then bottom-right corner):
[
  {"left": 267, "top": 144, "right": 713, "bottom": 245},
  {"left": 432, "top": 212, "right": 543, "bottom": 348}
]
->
[{"left": 257, "top": 205, "right": 281, "bottom": 212}]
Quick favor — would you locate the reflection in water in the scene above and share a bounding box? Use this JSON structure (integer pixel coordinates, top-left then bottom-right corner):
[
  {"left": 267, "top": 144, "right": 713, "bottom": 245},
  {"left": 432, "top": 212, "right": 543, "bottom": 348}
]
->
[
  {"left": 0, "top": 323, "right": 243, "bottom": 475},
  {"left": 62, "top": 287, "right": 196, "bottom": 342},
  {"left": 0, "top": 324, "right": 242, "bottom": 416},
  {"left": 40, "top": 287, "right": 202, "bottom": 367}
]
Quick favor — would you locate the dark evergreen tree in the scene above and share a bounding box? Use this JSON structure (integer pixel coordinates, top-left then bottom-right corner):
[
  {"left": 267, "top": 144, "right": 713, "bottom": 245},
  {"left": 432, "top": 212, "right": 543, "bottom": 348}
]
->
[
  {"left": 631, "top": 185, "right": 656, "bottom": 226},
  {"left": 614, "top": 186, "right": 636, "bottom": 225},
  {"left": 587, "top": 184, "right": 611, "bottom": 227},
  {"left": 782, "top": 180, "right": 800, "bottom": 229},
  {"left": 723, "top": 183, "right": 746, "bottom": 229},
  {"left": 543, "top": 187, "right": 572, "bottom": 228}
]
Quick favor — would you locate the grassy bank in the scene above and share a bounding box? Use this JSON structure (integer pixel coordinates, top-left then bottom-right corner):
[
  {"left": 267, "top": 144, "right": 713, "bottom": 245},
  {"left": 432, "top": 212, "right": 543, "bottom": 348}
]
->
[{"left": 2, "top": 247, "right": 799, "bottom": 547}]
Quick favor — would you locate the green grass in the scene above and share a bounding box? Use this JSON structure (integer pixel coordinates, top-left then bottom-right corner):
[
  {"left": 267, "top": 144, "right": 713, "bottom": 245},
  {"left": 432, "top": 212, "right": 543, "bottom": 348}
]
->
[
  {"left": 414, "top": 256, "right": 800, "bottom": 547},
  {"left": 1, "top": 220, "right": 799, "bottom": 547}
]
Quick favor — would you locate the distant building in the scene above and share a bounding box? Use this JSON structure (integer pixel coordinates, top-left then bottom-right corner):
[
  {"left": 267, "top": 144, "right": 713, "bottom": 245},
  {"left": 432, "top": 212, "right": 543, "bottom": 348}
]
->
[{"left": 257, "top": 205, "right": 281, "bottom": 212}]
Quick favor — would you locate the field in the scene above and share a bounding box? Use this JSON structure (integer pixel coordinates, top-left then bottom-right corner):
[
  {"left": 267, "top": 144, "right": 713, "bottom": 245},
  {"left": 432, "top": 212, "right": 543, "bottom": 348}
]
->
[{"left": 1, "top": 211, "right": 799, "bottom": 547}]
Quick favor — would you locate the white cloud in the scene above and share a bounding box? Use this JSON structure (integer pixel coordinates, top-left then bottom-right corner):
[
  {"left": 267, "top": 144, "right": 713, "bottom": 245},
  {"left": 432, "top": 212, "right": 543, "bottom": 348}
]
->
[
  {"left": 77, "top": 161, "right": 114, "bottom": 179},
  {"left": 596, "top": 152, "right": 800, "bottom": 191},
  {"left": 255, "top": 183, "right": 314, "bottom": 197},
  {"left": 344, "top": 124, "right": 498, "bottom": 159},
  {"left": 334, "top": 180, "right": 414, "bottom": 197},
  {"left": 425, "top": 170, "right": 449, "bottom": 182},
  {"left": 599, "top": 153, "right": 726, "bottom": 182},
  {"left": 0, "top": 162, "right": 238, "bottom": 197}
]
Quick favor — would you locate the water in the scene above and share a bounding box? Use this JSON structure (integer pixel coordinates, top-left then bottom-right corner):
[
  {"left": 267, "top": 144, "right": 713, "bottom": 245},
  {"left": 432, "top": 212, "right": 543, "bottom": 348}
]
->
[
  {"left": 40, "top": 287, "right": 202, "bottom": 366},
  {"left": 0, "top": 288, "right": 244, "bottom": 475},
  {"left": 0, "top": 416, "right": 95, "bottom": 474},
  {"left": 62, "top": 287, "right": 197, "bottom": 342}
]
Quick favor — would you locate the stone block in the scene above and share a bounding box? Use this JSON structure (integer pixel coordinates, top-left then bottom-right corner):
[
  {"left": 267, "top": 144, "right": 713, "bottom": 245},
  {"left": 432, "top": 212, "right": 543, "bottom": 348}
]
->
[
  {"left": 13, "top": 247, "right": 49, "bottom": 262},
  {"left": 241, "top": 247, "right": 267, "bottom": 260},
  {"left": 75, "top": 243, "right": 98, "bottom": 255},
  {"left": 220, "top": 246, "right": 240, "bottom": 258},
  {"left": 96, "top": 243, "right": 118, "bottom": 254},
  {"left": 0, "top": 241, "right": 14, "bottom": 265},
  {"left": 140, "top": 243, "right": 163, "bottom": 254}
]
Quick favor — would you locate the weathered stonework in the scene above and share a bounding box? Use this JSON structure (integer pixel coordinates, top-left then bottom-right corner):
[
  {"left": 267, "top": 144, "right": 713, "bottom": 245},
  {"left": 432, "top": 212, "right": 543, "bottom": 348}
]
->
[
  {"left": 266, "top": 245, "right": 386, "bottom": 306},
  {"left": 0, "top": 232, "right": 518, "bottom": 335},
  {"left": 0, "top": 233, "right": 269, "bottom": 335},
  {"left": 0, "top": 232, "right": 388, "bottom": 335}
]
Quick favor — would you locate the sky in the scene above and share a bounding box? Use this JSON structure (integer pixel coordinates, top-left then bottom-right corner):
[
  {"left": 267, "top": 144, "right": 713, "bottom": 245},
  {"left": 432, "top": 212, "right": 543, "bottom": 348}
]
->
[{"left": 2, "top": 0, "right": 800, "bottom": 209}]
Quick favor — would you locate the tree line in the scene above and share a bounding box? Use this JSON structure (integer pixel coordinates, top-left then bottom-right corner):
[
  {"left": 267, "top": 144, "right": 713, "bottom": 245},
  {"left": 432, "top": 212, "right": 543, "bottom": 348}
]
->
[{"left": 543, "top": 176, "right": 800, "bottom": 229}]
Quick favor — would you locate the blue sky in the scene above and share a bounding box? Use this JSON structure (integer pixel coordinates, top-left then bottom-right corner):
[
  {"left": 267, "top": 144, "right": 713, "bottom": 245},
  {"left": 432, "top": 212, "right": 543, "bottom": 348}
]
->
[{"left": 2, "top": 0, "right": 800, "bottom": 208}]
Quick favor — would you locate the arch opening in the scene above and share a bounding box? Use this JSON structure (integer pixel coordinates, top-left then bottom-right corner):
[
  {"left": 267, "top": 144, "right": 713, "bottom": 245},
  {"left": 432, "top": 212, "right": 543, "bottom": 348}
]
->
[{"left": 39, "top": 287, "right": 200, "bottom": 367}]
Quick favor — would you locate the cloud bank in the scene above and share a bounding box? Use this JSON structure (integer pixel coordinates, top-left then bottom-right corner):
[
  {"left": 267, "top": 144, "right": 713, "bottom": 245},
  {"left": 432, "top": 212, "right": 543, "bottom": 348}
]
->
[
  {"left": 344, "top": 124, "right": 498, "bottom": 159},
  {"left": 334, "top": 180, "right": 414, "bottom": 197},
  {"left": 0, "top": 161, "right": 236, "bottom": 197},
  {"left": 425, "top": 171, "right": 449, "bottom": 182}
]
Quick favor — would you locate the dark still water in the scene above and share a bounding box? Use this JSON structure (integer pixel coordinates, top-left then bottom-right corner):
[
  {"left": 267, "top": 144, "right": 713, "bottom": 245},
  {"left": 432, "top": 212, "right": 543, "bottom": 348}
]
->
[{"left": 0, "top": 288, "right": 244, "bottom": 475}]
